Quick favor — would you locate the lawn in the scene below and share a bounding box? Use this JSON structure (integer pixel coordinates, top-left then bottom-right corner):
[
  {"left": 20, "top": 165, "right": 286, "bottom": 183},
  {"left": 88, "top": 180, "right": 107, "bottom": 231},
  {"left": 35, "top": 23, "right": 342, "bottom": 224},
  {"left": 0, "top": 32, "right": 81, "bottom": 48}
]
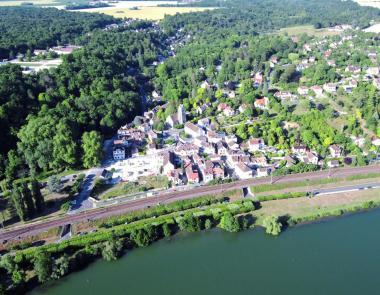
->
[
  {"left": 99, "top": 175, "right": 170, "bottom": 200},
  {"left": 277, "top": 25, "right": 341, "bottom": 37},
  {"left": 80, "top": 6, "right": 215, "bottom": 20},
  {"left": 253, "top": 188, "right": 380, "bottom": 225}
]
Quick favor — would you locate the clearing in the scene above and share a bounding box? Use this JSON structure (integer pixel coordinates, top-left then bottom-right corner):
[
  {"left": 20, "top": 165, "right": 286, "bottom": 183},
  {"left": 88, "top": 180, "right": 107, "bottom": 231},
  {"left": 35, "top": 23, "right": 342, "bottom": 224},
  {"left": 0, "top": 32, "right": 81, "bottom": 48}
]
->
[
  {"left": 277, "top": 25, "right": 341, "bottom": 37},
  {"left": 78, "top": 6, "right": 215, "bottom": 20}
]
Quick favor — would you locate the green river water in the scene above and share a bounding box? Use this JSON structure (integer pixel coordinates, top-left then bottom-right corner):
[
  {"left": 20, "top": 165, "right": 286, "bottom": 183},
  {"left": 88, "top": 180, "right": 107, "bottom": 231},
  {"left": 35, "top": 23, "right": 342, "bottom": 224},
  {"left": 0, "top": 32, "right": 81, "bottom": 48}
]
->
[{"left": 30, "top": 209, "right": 380, "bottom": 295}]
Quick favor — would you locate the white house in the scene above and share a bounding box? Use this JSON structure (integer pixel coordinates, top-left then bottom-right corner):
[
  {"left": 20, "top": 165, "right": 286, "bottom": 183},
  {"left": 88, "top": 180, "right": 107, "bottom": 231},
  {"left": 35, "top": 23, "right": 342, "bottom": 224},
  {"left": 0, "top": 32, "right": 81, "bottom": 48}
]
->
[
  {"left": 235, "top": 163, "right": 253, "bottom": 179},
  {"left": 184, "top": 122, "right": 204, "bottom": 137},
  {"left": 248, "top": 138, "right": 265, "bottom": 152},
  {"left": 329, "top": 145, "right": 342, "bottom": 158},
  {"left": 113, "top": 147, "right": 126, "bottom": 160}
]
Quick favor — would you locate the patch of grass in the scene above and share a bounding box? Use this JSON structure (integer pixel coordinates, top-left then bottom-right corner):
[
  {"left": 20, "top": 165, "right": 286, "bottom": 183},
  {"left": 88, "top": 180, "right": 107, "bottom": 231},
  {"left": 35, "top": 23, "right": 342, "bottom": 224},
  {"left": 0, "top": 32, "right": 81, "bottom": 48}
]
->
[{"left": 277, "top": 25, "right": 340, "bottom": 37}]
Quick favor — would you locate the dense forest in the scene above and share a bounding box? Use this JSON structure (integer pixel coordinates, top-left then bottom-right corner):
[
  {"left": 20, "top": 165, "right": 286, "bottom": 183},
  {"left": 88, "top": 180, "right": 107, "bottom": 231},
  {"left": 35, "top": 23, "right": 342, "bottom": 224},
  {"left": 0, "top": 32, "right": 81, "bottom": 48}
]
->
[
  {"left": 0, "top": 7, "right": 116, "bottom": 59},
  {"left": 0, "top": 26, "right": 166, "bottom": 179}
]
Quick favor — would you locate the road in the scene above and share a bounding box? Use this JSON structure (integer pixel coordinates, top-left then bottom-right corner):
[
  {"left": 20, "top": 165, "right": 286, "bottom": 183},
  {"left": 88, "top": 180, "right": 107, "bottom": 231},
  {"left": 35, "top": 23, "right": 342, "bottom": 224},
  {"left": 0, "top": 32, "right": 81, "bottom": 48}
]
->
[
  {"left": 0, "top": 164, "right": 379, "bottom": 242},
  {"left": 313, "top": 182, "right": 380, "bottom": 196}
]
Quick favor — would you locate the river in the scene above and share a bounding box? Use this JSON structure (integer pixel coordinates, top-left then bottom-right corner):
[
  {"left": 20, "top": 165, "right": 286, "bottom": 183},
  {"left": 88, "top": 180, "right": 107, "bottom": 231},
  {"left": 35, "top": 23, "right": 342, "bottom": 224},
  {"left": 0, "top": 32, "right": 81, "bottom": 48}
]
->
[{"left": 30, "top": 209, "right": 380, "bottom": 295}]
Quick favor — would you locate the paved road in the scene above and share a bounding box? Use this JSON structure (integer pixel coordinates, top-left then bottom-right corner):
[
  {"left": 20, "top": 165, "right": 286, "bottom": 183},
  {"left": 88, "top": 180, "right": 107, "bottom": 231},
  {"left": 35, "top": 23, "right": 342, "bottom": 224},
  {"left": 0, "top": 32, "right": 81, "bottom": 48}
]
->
[
  {"left": 0, "top": 164, "right": 379, "bottom": 242},
  {"left": 313, "top": 182, "right": 380, "bottom": 196}
]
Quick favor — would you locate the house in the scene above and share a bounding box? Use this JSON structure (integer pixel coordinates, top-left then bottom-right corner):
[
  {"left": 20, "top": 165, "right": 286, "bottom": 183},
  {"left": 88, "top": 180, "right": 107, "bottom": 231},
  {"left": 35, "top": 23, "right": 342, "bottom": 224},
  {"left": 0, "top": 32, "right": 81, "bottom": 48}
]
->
[
  {"left": 372, "top": 138, "right": 380, "bottom": 146},
  {"left": 152, "top": 90, "right": 161, "bottom": 99},
  {"left": 350, "top": 136, "right": 365, "bottom": 148},
  {"left": 284, "top": 155, "right": 296, "bottom": 167},
  {"left": 251, "top": 156, "right": 268, "bottom": 168},
  {"left": 254, "top": 97, "right": 269, "bottom": 110},
  {"left": 345, "top": 65, "right": 361, "bottom": 74},
  {"left": 167, "top": 169, "right": 184, "bottom": 186},
  {"left": 329, "top": 145, "right": 342, "bottom": 158},
  {"left": 201, "top": 80, "right": 211, "bottom": 89},
  {"left": 235, "top": 163, "right": 253, "bottom": 179},
  {"left": 223, "top": 106, "right": 235, "bottom": 116},
  {"left": 207, "top": 130, "right": 224, "bottom": 144},
  {"left": 175, "top": 143, "right": 199, "bottom": 157},
  {"left": 306, "top": 152, "right": 319, "bottom": 165},
  {"left": 162, "top": 151, "right": 175, "bottom": 174},
  {"left": 328, "top": 160, "right": 340, "bottom": 168},
  {"left": 184, "top": 122, "right": 204, "bottom": 137},
  {"left": 297, "top": 86, "right": 309, "bottom": 96},
  {"left": 274, "top": 91, "right": 296, "bottom": 101},
  {"left": 292, "top": 145, "right": 307, "bottom": 155},
  {"left": 270, "top": 56, "right": 278, "bottom": 67},
  {"left": 213, "top": 165, "right": 225, "bottom": 179},
  {"left": 323, "top": 83, "right": 337, "bottom": 93},
  {"left": 196, "top": 103, "right": 210, "bottom": 115},
  {"left": 253, "top": 72, "right": 264, "bottom": 85},
  {"left": 366, "top": 67, "right": 380, "bottom": 76},
  {"left": 238, "top": 104, "right": 249, "bottom": 113},
  {"left": 373, "top": 78, "right": 380, "bottom": 90},
  {"left": 200, "top": 166, "right": 214, "bottom": 183},
  {"left": 113, "top": 147, "right": 126, "bottom": 160},
  {"left": 256, "top": 167, "right": 269, "bottom": 177},
  {"left": 185, "top": 165, "right": 200, "bottom": 183},
  {"left": 327, "top": 60, "right": 336, "bottom": 67},
  {"left": 165, "top": 104, "right": 186, "bottom": 128},
  {"left": 216, "top": 141, "right": 228, "bottom": 156},
  {"left": 248, "top": 138, "right": 265, "bottom": 152},
  {"left": 303, "top": 44, "right": 312, "bottom": 52},
  {"left": 197, "top": 118, "right": 211, "bottom": 129},
  {"left": 311, "top": 85, "right": 323, "bottom": 97}
]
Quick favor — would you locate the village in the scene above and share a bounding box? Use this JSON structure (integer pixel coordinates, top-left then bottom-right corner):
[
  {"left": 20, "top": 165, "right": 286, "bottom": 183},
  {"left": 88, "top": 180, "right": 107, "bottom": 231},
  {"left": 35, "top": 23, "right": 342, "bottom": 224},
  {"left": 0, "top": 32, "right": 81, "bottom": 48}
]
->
[{"left": 101, "top": 24, "right": 380, "bottom": 195}]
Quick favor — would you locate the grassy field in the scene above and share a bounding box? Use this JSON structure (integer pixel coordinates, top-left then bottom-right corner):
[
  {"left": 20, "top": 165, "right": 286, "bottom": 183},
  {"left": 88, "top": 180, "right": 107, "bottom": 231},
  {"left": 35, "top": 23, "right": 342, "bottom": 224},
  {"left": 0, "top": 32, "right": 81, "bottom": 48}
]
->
[
  {"left": 253, "top": 188, "right": 380, "bottom": 225},
  {"left": 81, "top": 6, "right": 214, "bottom": 20},
  {"left": 277, "top": 25, "right": 341, "bottom": 37},
  {"left": 354, "top": 0, "right": 380, "bottom": 8},
  {"left": 0, "top": 0, "right": 59, "bottom": 6}
]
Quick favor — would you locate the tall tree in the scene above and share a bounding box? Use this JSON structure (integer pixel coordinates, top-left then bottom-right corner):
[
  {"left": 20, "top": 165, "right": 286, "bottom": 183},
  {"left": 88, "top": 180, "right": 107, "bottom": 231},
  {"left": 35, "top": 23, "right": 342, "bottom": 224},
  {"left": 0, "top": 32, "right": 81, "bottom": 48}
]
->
[
  {"left": 33, "top": 250, "right": 52, "bottom": 283},
  {"left": 21, "top": 182, "right": 35, "bottom": 218},
  {"left": 10, "top": 184, "right": 26, "bottom": 221},
  {"left": 82, "top": 131, "right": 102, "bottom": 168},
  {"left": 31, "top": 179, "right": 44, "bottom": 213}
]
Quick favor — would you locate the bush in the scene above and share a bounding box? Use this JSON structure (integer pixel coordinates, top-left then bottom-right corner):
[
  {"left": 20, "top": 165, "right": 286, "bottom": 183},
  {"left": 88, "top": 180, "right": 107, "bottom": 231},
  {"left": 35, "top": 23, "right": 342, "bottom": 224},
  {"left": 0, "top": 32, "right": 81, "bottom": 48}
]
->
[{"left": 262, "top": 215, "right": 282, "bottom": 236}]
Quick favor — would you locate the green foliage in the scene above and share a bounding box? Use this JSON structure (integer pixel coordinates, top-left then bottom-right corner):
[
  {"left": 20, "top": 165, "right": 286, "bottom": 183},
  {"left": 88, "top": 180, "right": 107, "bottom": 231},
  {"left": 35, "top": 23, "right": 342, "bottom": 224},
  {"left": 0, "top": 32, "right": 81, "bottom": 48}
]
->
[
  {"left": 219, "top": 211, "right": 241, "bottom": 232},
  {"left": 47, "top": 175, "right": 61, "bottom": 193},
  {"left": 0, "top": 7, "right": 115, "bottom": 59},
  {"left": 257, "top": 192, "right": 307, "bottom": 202},
  {"left": 51, "top": 254, "right": 70, "bottom": 280},
  {"left": 101, "top": 237, "right": 123, "bottom": 261},
  {"left": 262, "top": 215, "right": 282, "bottom": 236},
  {"left": 82, "top": 131, "right": 102, "bottom": 168},
  {"left": 33, "top": 250, "right": 52, "bottom": 283},
  {"left": 31, "top": 179, "right": 45, "bottom": 213}
]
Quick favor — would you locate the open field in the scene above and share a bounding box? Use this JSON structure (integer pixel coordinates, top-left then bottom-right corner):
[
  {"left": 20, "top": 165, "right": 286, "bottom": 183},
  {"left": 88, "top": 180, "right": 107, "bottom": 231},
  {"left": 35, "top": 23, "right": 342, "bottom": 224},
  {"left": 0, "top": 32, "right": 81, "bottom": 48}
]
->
[
  {"left": 0, "top": 0, "right": 59, "bottom": 6},
  {"left": 253, "top": 188, "right": 380, "bottom": 224},
  {"left": 277, "top": 25, "right": 341, "bottom": 37},
  {"left": 79, "top": 6, "right": 214, "bottom": 20},
  {"left": 355, "top": 0, "right": 380, "bottom": 8}
]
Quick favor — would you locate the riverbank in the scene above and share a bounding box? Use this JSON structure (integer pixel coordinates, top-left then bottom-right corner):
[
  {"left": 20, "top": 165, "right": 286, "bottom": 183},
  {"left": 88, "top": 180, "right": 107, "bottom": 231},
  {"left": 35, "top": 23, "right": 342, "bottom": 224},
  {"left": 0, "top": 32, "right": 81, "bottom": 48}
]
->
[{"left": 1, "top": 186, "right": 380, "bottom": 294}]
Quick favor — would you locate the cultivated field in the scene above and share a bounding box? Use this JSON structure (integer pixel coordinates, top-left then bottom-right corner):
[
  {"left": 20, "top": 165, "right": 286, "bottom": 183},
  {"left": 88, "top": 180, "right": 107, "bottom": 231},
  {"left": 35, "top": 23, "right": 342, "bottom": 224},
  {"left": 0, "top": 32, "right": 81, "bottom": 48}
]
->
[
  {"left": 277, "top": 25, "right": 340, "bottom": 37},
  {"left": 354, "top": 0, "right": 380, "bottom": 8},
  {"left": 80, "top": 6, "right": 214, "bottom": 20}
]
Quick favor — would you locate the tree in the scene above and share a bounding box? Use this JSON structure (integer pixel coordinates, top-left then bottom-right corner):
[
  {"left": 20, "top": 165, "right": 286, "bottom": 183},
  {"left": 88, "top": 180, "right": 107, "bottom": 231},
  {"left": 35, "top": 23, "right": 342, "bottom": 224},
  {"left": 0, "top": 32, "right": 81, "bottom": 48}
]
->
[
  {"left": 162, "top": 223, "right": 172, "bottom": 237},
  {"left": 20, "top": 182, "right": 35, "bottom": 218},
  {"left": 82, "top": 131, "right": 102, "bottom": 168},
  {"left": 102, "top": 237, "right": 123, "bottom": 261},
  {"left": 34, "top": 250, "right": 52, "bottom": 283},
  {"left": 262, "top": 215, "right": 282, "bottom": 236},
  {"left": 10, "top": 184, "right": 26, "bottom": 221},
  {"left": 51, "top": 254, "right": 70, "bottom": 279},
  {"left": 52, "top": 121, "right": 77, "bottom": 169},
  {"left": 31, "top": 179, "right": 45, "bottom": 213},
  {"left": 47, "top": 175, "right": 61, "bottom": 193},
  {"left": 219, "top": 212, "right": 241, "bottom": 232}
]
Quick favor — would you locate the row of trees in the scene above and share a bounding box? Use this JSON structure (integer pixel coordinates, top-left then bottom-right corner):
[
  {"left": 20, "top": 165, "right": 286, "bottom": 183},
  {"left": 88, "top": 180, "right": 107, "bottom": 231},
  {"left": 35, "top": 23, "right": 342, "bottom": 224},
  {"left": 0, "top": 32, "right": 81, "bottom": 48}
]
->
[{"left": 9, "top": 180, "right": 44, "bottom": 222}]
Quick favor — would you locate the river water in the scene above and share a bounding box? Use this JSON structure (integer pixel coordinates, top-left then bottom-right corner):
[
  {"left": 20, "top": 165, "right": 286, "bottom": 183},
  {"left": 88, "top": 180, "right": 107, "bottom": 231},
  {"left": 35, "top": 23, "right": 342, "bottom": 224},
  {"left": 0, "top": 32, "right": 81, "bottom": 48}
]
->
[{"left": 30, "top": 209, "right": 380, "bottom": 295}]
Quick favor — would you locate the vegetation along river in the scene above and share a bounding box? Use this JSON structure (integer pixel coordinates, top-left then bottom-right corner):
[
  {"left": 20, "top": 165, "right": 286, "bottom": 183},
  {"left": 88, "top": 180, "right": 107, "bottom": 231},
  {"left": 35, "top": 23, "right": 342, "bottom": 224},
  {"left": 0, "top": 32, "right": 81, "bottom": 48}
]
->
[{"left": 30, "top": 209, "right": 380, "bottom": 295}]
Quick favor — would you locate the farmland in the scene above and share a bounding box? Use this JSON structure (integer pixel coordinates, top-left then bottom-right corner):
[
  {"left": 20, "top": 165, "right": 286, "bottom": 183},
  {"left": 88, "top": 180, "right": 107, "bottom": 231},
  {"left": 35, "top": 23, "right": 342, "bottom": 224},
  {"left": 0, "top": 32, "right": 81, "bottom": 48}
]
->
[{"left": 79, "top": 6, "right": 215, "bottom": 20}]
